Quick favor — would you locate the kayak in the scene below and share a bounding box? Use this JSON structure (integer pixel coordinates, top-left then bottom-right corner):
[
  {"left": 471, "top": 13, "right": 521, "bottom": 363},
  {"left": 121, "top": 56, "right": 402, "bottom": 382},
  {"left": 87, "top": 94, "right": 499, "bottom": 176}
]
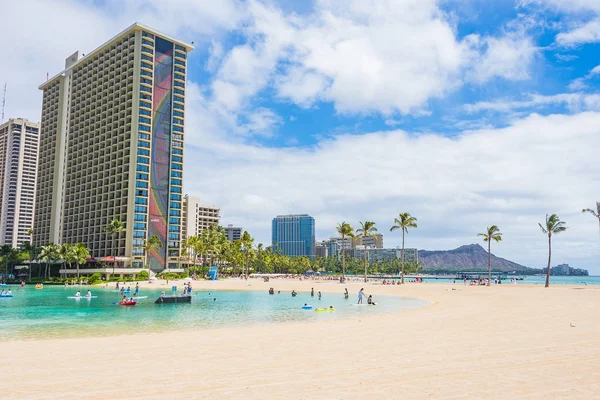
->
[
  {"left": 0, "top": 294, "right": 13, "bottom": 298},
  {"left": 119, "top": 301, "right": 137, "bottom": 306},
  {"left": 68, "top": 296, "right": 97, "bottom": 299},
  {"left": 315, "top": 308, "right": 335, "bottom": 312},
  {"left": 132, "top": 296, "right": 148, "bottom": 299}
]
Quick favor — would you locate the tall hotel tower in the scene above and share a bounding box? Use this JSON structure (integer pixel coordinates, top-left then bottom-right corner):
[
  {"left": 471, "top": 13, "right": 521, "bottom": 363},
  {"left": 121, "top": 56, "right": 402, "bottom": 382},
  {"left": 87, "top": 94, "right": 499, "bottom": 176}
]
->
[
  {"left": 35, "top": 23, "right": 193, "bottom": 272},
  {"left": 0, "top": 118, "right": 40, "bottom": 247}
]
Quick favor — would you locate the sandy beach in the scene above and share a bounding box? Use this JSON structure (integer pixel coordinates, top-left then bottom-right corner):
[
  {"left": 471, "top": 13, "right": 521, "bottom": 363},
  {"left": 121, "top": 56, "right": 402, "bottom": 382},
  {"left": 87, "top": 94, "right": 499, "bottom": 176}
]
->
[{"left": 5, "top": 279, "right": 600, "bottom": 399}]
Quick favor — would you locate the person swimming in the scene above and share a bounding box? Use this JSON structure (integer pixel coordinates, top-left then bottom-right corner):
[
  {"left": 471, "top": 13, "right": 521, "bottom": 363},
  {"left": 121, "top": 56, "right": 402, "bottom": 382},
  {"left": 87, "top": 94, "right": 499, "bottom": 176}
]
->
[{"left": 291, "top": 290, "right": 297, "bottom": 297}]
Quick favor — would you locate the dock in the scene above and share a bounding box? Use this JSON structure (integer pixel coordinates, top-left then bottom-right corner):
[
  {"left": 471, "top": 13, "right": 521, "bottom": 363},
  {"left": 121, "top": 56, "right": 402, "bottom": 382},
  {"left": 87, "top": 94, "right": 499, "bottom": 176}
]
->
[{"left": 154, "top": 294, "right": 192, "bottom": 304}]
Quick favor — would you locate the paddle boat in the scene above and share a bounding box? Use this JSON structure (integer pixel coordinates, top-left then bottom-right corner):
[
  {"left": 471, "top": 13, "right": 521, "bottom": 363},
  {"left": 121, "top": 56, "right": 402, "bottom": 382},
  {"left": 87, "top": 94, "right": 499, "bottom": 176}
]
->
[{"left": 0, "top": 291, "right": 13, "bottom": 298}]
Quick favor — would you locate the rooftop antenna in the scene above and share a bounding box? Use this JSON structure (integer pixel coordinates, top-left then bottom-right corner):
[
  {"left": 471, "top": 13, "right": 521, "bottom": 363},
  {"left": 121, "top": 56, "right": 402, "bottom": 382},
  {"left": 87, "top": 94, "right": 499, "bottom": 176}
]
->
[{"left": 1, "top": 83, "right": 6, "bottom": 123}]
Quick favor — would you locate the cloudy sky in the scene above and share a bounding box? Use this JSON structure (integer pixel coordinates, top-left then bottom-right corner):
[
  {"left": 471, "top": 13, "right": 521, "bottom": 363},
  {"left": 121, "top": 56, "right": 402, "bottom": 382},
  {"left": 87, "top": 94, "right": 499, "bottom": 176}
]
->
[{"left": 2, "top": 0, "right": 599, "bottom": 273}]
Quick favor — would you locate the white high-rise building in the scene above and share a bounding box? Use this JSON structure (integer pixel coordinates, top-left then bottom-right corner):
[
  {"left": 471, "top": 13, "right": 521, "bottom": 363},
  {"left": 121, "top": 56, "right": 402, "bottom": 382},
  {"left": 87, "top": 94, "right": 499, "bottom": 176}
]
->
[
  {"left": 0, "top": 118, "right": 40, "bottom": 247},
  {"left": 34, "top": 23, "right": 193, "bottom": 273},
  {"left": 182, "top": 195, "right": 220, "bottom": 240}
]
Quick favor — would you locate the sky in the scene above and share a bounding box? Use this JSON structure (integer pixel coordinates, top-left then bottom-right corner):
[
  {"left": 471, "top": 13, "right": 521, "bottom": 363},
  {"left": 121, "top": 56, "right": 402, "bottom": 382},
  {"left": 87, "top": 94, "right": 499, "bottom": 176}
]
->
[{"left": 1, "top": 0, "right": 599, "bottom": 273}]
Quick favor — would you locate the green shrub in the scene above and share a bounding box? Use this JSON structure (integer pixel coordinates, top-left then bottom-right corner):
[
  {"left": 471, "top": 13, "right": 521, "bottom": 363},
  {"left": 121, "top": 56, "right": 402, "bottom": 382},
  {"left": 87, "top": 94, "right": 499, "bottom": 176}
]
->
[
  {"left": 137, "top": 270, "right": 149, "bottom": 280},
  {"left": 88, "top": 273, "right": 102, "bottom": 284}
]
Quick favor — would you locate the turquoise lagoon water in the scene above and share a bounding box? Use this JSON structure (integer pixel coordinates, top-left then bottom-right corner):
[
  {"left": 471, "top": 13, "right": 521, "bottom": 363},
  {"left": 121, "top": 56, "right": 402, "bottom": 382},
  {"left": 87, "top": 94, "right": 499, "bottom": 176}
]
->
[{"left": 0, "top": 286, "right": 427, "bottom": 340}]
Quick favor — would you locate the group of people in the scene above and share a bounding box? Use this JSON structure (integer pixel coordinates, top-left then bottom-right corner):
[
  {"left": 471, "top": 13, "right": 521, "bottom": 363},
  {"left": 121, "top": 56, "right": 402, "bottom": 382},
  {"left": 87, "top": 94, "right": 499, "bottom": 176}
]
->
[
  {"left": 74, "top": 290, "right": 93, "bottom": 298},
  {"left": 310, "top": 288, "right": 322, "bottom": 300},
  {"left": 182, "top": 282, "right": 193, "bottom": 295},
  {"left": 357, "top": 288, "right": 376, "bottom": 305}
]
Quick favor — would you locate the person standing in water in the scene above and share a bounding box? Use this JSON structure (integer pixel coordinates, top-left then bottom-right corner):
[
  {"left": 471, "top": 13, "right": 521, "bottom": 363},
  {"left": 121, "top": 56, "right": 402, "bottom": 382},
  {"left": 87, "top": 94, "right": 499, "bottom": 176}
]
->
[
  {"left": 135, "top": 282, "right": 139, "bottom": 295},
  {"left": 311, "top": 288, "right": 314, "bottom": 297},
  {"left": 357, "top": 288, "right": 365, "bottom": 304},
  {"left": 344, "top": 288, "right": 349, "bottom": 299},
  {"left": 318, "top": 291, "right": 322, "bottom": 300}
]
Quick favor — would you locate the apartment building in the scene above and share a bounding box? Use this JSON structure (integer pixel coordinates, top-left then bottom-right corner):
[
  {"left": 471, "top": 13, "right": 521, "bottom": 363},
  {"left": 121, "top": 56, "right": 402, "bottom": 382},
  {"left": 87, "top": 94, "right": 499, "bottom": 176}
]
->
[
  {"left": 352, "top": 233, "right": 383, "bottom": 249},
  {"left": 182, "top": 194, "right": 220, "bottom": 240},
  {"left": 0, "top": 118, "right": 40, "bottom": 247},
  {"left": 224, "top": 224, "right": 242, "bottom": 242},
  {"left": 34, "top": 23, "right": 193, "bottom": 273}
]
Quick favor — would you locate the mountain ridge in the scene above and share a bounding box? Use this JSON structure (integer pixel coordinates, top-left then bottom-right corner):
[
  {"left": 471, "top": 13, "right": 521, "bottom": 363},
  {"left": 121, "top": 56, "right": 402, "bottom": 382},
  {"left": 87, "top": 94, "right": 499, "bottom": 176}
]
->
[{"left": 418, "top": 243, "right": 531, "bottom": 272}]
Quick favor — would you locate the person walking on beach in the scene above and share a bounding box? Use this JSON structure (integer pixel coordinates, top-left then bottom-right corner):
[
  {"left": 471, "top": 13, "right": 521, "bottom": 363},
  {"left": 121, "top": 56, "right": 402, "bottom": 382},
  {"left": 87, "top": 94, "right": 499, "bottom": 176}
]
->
[{"left": 358, "top": 288, "right": 365, "bottom": 304}]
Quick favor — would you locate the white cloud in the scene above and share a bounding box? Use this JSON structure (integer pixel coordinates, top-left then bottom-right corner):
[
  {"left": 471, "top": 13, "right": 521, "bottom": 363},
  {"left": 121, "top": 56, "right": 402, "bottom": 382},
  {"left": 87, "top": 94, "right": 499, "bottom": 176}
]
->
[
  {"left": 522, "top": 0, "right": 600, "bottom": 46},
  {"left": 557, "top": 19, "right": 600, "bottom": 47},
  {"left": 468, "top": 33, "right": 538, "bottom": 83},
  {"left": 591, "top": 65, "right": 600, "bottom": 75},
  {"left": 464, "top": 92, "right": 600, "bottom": 114},
  {"left": 186, "top": 112, "right": 600, "bottom": 271},
  {"left": 207, "top": 0, "right": 539, "bottom": 117}
]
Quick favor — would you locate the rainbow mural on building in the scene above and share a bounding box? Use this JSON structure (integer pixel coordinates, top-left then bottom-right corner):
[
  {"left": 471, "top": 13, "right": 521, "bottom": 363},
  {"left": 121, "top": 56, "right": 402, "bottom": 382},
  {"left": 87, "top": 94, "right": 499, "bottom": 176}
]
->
[{"left": 148, "top": 37, "right": 173, "bottom": 270}]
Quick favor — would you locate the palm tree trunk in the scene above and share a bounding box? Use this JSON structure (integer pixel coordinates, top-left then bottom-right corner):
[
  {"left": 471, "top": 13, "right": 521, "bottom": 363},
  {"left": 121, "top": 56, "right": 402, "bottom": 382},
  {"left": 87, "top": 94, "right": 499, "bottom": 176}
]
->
[
  {"left": 487, "top": 241, "right": 491, "bottom": 286},
  {"left": 363, "top": 244, "right": 368, "bottom": 283},
  {"left": 545, "top": 235, "right": 552, "bottom": 288},
  {"left": 112, "top": 235, "right": 116, "bottom": 276},
  {"left": 401, "top": 230, "right": 405, "bottom": 284},
  {"left": 341, "top": 234, "right": 346, "bottom": 281},
  {"left": 76, "top": 261, "right": 80, "bottom": 279}
]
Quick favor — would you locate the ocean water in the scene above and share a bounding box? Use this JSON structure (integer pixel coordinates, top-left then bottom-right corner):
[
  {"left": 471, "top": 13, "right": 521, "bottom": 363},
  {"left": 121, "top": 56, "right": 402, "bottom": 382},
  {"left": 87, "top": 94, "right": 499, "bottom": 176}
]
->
[{"left": 0, "top": 286, "right": 427, "bottom": 340}]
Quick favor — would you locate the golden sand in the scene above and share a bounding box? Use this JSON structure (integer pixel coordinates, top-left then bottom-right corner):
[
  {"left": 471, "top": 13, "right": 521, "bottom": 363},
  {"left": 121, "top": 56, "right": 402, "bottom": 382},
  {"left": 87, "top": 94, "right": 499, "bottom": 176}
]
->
[{"left": 5, "top": 279, "right": 600, "bottom": 399}]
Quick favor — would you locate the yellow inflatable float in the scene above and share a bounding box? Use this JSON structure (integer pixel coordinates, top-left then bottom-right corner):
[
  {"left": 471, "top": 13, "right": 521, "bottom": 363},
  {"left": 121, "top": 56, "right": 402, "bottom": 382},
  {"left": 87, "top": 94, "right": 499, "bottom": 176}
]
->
[
  {"left": 35, "top": 284, "right": 44, "bottom": 289},
  {"left": 315, "top": 307, "right": 335, "bottom": 312}
]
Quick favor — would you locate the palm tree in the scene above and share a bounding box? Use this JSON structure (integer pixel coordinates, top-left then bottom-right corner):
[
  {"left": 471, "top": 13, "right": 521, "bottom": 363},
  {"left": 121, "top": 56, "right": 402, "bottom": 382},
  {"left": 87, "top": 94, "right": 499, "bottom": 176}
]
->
[
  {"left": 336, "top": 222, "right": 354, "bottom": 282},
  {"left": 39, "top": 244, "right": 60, "bottom": 279},
  {"left": 240, "top": 230, "right": 254, "bottom": 279},
  {"left": 73, "top": 243, "right": 90, "bottom": 279},
  {"left": 477, "top": 225, "right": 503, "bottom": 286},
  {"left": 104, "top": 219, "right": 125, "bottom": 276},
  {"left": 20, "top": 241, "right": 38, "bottom": 280},
  {"left": 539, "top": 214, "right": 567, "bottom": 288},
  {"left": 355, "top": 221, "right": 378, "bottom": 282},
  {"left": 140, "top": 235, "right": 162, "bottom": 276},
  {"left": 582, "top": 202, "right": 600, "bottom": 236},
  {"left": 390, "top": 213, "right": 418, "bottom": 284},
  {"left": 60, "top": 243, "right": 76, "bottom": 278}
]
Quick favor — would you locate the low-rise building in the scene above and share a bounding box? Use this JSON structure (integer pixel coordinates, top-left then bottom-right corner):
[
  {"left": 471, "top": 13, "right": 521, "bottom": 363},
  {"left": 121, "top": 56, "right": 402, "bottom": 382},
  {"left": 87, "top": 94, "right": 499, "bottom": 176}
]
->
[
  {"left": 352, "top": 233, "right": 383, "bottom": 249},
  {"left": 224, "top": 224, "right": 242, "bottom": 242}
]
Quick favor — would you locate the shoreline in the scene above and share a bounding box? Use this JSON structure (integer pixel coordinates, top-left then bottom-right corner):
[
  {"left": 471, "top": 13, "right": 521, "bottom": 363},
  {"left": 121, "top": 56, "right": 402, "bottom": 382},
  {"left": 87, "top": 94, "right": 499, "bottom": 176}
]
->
[{"left": 5, "top": 279, "right": 600, "bottom": 399}]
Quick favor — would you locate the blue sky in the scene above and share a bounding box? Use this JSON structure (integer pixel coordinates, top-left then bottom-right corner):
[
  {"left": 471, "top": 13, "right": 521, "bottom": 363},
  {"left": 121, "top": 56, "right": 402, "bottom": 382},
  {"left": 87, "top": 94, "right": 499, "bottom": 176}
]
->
[{"left": 1, "top": 0, "right": 599, "bottom": 272}]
